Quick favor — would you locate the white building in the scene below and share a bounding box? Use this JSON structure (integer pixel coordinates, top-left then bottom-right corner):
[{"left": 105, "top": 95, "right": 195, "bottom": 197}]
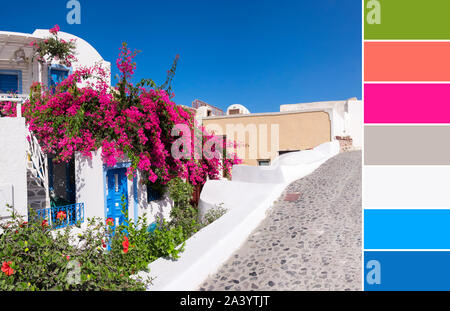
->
[
  {"left": 280, "top": 98, "right": 363, "bottom": 149},
  {"left": 0, "top": 29, "right": 171, "bottom": 227}
]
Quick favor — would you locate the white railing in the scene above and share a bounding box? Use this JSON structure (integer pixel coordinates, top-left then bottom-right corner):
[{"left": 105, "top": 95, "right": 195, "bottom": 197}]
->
[
  {"left": 0, "top": 93, "right": 28, "bottom": 118},
  {"left": 26, "top": 126, "right": 49, "bottom": 200}
]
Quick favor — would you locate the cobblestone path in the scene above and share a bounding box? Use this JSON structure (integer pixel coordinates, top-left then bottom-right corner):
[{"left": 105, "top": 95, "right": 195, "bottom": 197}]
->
[{"left": 199, "top": 151, "right": 362, "bottom": 291}]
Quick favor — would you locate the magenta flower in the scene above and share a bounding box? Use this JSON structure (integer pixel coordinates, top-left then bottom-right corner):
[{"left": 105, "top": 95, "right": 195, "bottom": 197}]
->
[
  {"left": 9, "top": 43, "right": 242, "bottom": 191},
  {"left": 49, "top": 24, "right": 60, "bottom": 35}
]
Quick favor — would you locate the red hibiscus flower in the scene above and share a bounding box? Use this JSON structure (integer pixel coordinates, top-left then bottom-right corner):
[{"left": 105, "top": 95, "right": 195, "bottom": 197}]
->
[
  {"left": 41, "top": 220, "right": 49, "bottom": 229},
  {"left": 1, "top": 261, "right": 15, "bottom": 276},
  {"left": 122, "top": 236, "right": 130, "bottom": 254},
  {"left": 102, "top": 239, "right": 107, "bottom": 248},
  {"left": 56, "top": 211, "right": 66, "bottom": 220},
  {"left": 106, "top": 218, "right": 114, "bottom": 226}
]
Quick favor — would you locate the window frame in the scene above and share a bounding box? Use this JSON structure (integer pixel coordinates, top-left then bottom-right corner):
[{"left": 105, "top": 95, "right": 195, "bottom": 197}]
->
[
  {"left": 0, "top": 69, "right": 22, "bottom": 94},
  {"left": 257, "top": 159, "right": 271, "bottom": 166},
  {"left": 48, "top": 64, "right": 71, "bottom": 91},
  {"left": 147, "top": 185, "right": 163, "bottom": 202},
  {"left": 278, "top": 150, "right": 300, "bottom": 156}
]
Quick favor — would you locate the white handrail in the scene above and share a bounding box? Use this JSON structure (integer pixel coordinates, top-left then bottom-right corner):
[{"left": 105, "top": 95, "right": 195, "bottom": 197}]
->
[
  {"left": 0, "top": 93, "right": 27, "bottom": 118},
  {"left": 26, "top": 126, "right": 49, "bottom": 199}
]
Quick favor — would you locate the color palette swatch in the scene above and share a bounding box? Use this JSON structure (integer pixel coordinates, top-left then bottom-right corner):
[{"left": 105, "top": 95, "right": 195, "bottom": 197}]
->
[
  {"left": 364, "top": 0, "right": 450, "bottom": 291},
  {"left": 364, "top": 0, "right": 450, "bottom": 40},
  {"left": 365, "top": 42, "right": 450, "bottom": 81},
  {"left": 365, "top": 84, "right": 450, "bottom": 123}
]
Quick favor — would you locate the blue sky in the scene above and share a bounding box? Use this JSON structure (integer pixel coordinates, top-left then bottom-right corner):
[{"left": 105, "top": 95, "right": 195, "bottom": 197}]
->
[{"left": 1, "top": 0, "right": 361, "bottom": 113}]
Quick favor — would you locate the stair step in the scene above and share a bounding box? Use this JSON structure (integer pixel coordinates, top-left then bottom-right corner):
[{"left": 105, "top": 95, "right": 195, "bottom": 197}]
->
[
  {"left": 27, "top": 180, "right": 44, "bottom": 187},
  {"left": 28, "top": 192, "right": 48, "bottom": 197},
  {"left": 28, "top": 194, "right": 47, "bottom": 200},
  {"left": 28, "top": 185, "right": 45, "bottom": 190},
  {"left": 28, "top": 200, "right": 49, "bottom": 210}
]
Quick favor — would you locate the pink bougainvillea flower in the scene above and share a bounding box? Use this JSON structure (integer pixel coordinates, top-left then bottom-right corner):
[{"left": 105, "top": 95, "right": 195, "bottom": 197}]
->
[
  {"left": 6, "top": 42, "right": 243, "bottom": 201},
  {"left": 1, "top": 261, "right": 15, "bottom": 276},
  {"left": 49, "top": 24, "right": 60, "bottom": 35}
]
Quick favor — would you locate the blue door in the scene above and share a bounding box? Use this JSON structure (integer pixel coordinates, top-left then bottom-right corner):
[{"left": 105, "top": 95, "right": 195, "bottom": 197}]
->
[{"left": 106, "top": 168, "right": 128, "bottom": 227}]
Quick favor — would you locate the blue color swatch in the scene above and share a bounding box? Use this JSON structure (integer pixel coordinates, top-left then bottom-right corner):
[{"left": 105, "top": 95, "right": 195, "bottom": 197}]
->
[{"left": 365, "top": 209, "right": 450, "bottom": 249}]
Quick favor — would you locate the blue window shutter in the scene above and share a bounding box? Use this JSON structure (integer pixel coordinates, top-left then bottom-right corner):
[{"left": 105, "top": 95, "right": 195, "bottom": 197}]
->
[
  {"left": 0, "top": 74, "right": 19, "bottom": 93},
  {"left": 49, "top": 68, "right": 69, "bottom": 91}
]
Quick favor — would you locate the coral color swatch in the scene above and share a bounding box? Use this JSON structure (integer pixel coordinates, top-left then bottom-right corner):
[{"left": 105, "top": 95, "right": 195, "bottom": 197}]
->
[{"left": 365, "top": 42, "right": 450, "bottom": 81}]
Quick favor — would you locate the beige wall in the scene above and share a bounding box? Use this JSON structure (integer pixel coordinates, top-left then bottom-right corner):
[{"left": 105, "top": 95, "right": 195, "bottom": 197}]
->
[{"left": 203, "top": 111, "right": 331, "bottom": 166}]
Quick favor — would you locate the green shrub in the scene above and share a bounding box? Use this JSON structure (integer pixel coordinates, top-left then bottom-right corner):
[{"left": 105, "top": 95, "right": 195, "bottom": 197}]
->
[
  {"left": 202, "top": 204, "right": 227, "bottom": 227},
  {"left": 0, "top": 204, "right": 185, "bottom": 291},
  {"left": 107, "top": 200, "right": 185, "bottom": 275},
  {"left": 167, "top": 178, "right": 201, "bottom": 239}
]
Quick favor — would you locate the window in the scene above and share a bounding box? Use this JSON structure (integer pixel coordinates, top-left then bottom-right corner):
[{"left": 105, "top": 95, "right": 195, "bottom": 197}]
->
[
  {"left": 278, "top": 150, "right": 300, "bottom": 156},
  {"left": 0, "top": 70, "right": 21, "bottom": 94},
  {"left": 147, "top": 185, "right": 163, "bottom": 202},
  {"left": 48, "top": 157, "right": 76, "bottom": 205},
  {"left": 258, "top": 159, "right": 270, "bottom": 166},
  {"left": 48, "top": 67, "right": 69, "bottom": 92}
]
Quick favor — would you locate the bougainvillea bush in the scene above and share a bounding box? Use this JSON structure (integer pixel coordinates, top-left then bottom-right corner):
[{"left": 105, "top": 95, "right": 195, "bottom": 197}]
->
[
  {"left": 0, "top": 207, "right": 184, "bottom": 290},
  {"left": 30, "top": 24, "right": 77, "bottom": 67},
  {"left": 11, "top": 42, "right": 241, "bottom": 191}
]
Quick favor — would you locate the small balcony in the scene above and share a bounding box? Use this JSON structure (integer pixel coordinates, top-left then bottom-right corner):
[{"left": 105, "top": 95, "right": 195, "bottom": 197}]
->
[{"left": 33, "top": 202, "right": 85, "bottom": 230}]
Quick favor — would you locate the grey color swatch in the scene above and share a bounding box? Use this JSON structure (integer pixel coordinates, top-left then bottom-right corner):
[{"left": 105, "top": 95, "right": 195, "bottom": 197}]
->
[{"left": 365, "top": 125, "right": 450, "bottom": 165}]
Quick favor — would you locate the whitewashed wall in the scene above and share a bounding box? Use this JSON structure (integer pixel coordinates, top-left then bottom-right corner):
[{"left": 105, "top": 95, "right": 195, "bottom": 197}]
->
[
  {"left": 137, "top": 171, "right": 173, "bottom": 225},
  {"left": 347, "top": 99, "right": 363, "bottom": 148},
  {"left": 76, "top": 149, "right": 173, "bottom": 223},
  {"left": 75, "top": 149, "right": 104, "bottom": 220},
  {"left": 0, "top": 117, "right": 27, "bottom": 218}
]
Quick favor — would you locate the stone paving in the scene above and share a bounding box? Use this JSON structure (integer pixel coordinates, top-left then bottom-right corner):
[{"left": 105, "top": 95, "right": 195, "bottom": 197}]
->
[{"left": 199, "top": 151, "right": 362, "bottom": 291}]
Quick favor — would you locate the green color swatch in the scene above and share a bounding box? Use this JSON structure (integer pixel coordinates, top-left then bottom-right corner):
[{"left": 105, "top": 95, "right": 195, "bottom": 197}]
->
[{"left": 364, "top": 0, "right": 450, "bottom": 40}]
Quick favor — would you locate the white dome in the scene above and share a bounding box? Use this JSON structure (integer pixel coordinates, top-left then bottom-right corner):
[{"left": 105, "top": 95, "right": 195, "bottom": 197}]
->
[{"left": 226, "top": 104, "right": 250, "bottom": 115}]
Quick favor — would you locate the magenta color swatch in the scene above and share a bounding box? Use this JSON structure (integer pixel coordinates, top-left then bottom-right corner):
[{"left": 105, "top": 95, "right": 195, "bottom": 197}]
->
[{"left": 364, "top": 83, "right": 450, "bottom": 123}]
